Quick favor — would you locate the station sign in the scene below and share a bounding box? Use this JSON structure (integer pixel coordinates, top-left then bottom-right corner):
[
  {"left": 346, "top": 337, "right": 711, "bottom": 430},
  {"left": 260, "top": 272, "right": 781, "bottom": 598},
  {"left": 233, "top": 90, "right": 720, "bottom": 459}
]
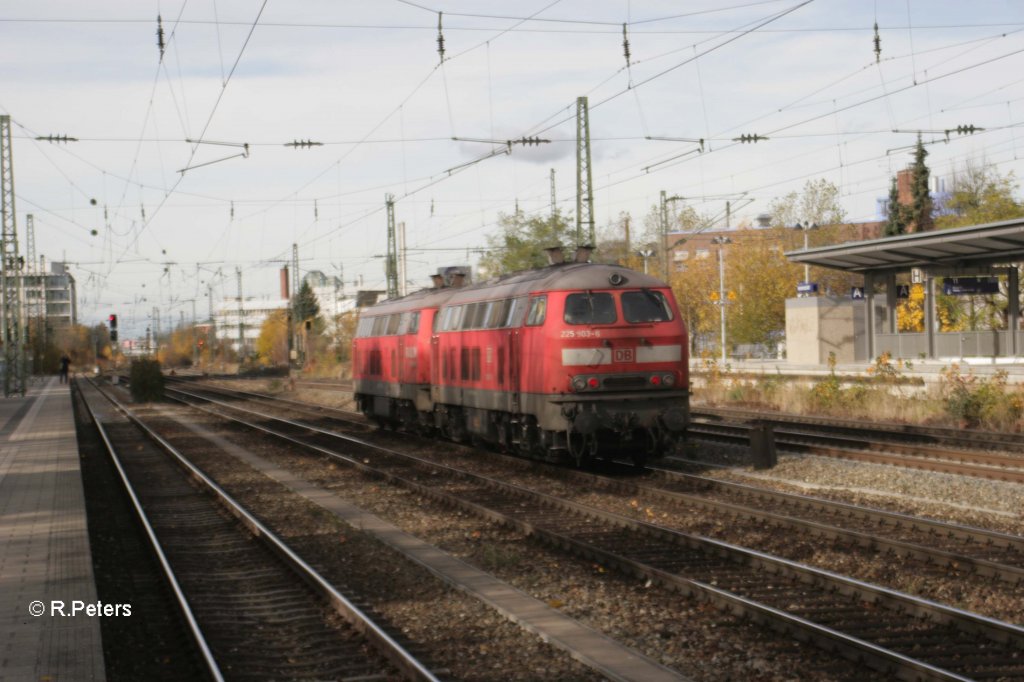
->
[
  {"left": 943, "top": 277, "right": 999, "bottom": 296},
  {"left": 796, "top": 282, "right": 818, "bottom": 294},
  {"left": 896, "top": 284, "right": 911, "bottom": 299},
  {"left": 850, "top": 286, "right": 864, "bottom": 299}
]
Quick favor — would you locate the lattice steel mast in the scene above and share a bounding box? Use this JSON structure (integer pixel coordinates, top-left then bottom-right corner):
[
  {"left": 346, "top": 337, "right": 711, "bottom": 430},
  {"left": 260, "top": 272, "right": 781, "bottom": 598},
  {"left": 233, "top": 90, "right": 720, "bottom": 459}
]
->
[
  {"left": 385, "top": 194, "right": 398, "bottom": 298},
  {"left": 575, "top": 97, "right": 595, "bottom": 247},
  {"left": 0, "top": 115, "right": 26, "bottom": 396}
]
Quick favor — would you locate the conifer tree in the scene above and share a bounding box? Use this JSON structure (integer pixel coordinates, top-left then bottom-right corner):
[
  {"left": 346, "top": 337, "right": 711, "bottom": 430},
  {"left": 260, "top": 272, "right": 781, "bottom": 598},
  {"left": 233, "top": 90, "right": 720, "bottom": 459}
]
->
[
  {"left": 910, "top": 135, "right": 934, "bottom": 232},
  {"left": 883, "top": 177, "right": 907, "bottom": 236}
]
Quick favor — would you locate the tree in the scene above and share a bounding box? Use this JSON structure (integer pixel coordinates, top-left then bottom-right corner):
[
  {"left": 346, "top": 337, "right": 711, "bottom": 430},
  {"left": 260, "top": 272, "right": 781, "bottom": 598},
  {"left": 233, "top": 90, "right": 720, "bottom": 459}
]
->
[
  {"left": 724, "top": 228, "right": 803, "bottom": 348},
  {"left": 331, "top": 310, "right": 359, "bottom": 364},
  {"left": 255, "top": 310, "right": 289, "bottom": 365},
  {"left": 883, "top": 177, "right": 908, "bottom": 236},
  {"left": 478, "top": 209, "right": 576, "bottom": 277},
  {"left": 293, "top": 280, "right": 321, "bottom": 325},
  {"left": 671, "top": 249, "right": 719, "bottom": 353},
  {"left": 909, "top": 135, "right": 934, "bottom": 232},
  {"left": 638, "top": 200, "right": 715, "bottom": 280},
  {"left": 936, "top": 159, "right": 1024, "bottom": 228},
  {"left": 767, "top": 178, "right": 847, "bottom": 228}
]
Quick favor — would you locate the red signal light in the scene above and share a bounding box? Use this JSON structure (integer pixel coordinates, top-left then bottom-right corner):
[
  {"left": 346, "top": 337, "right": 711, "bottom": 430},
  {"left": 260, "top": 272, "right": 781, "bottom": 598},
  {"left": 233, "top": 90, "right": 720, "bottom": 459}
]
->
[
  {"left": 587, "top": 377, "right": 599, "bottom": 389},
  {"left": 650, "top": 375, "right": 661, "bottom": 386}
]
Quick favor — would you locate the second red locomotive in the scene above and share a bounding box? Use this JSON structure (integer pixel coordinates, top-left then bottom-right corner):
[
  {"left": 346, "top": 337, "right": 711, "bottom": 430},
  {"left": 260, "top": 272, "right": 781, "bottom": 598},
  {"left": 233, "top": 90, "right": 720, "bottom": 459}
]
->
[{"left": 352, "top": 249, "right": 689, "bottom": 466}]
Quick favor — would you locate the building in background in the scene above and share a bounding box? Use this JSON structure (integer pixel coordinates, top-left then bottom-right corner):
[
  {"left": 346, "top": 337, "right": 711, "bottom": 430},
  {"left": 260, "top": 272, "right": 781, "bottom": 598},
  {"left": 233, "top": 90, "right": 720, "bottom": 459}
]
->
[
  {"left": 22, "top": 261, "right": 77, "bottom": 330},
  {"left": 303, "top": 270, "right": 357, "bottom": 330},
  {"left": 213, "top": 296, "right": 288, "bottom": 354}
]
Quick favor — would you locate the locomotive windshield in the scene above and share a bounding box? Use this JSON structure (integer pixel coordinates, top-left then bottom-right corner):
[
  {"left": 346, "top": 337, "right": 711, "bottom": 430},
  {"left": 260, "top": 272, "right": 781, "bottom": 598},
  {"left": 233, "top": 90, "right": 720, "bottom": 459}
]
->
[
  {"left": 564, "top": 292, "right": 617, "bottom": 325},
  {"left": 622, "top": 290, "right": 674, "bottom": 323}
]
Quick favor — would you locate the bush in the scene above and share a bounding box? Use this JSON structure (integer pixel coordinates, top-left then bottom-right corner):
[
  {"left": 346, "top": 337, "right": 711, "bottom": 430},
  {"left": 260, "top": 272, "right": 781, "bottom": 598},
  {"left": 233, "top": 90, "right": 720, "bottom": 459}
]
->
[
  {"left": 940, "top": 365, "right": 1021, "bottom": 429},
  {"left": 129, "top": 359, "right": 165, "bottom": 402}
]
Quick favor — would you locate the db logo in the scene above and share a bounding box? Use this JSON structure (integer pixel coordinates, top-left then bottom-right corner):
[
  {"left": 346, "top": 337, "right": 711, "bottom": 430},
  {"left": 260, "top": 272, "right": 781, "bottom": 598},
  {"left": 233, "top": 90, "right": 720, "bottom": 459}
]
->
[{"left": 613, "top": 348, "right": 635, "bottom": 363}]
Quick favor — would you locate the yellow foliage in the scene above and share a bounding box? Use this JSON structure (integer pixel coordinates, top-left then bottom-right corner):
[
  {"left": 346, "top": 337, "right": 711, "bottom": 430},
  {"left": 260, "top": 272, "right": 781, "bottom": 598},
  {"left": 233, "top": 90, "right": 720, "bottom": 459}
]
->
[{"left": 896, "top": 283, "right": 924, "bottom": 332}]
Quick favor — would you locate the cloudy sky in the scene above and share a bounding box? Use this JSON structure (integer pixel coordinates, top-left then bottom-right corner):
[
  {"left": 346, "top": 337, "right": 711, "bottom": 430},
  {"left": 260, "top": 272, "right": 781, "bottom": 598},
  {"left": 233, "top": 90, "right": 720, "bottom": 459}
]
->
[{"left": 2, "top": 0, "right": 1023, "bottom": 335}]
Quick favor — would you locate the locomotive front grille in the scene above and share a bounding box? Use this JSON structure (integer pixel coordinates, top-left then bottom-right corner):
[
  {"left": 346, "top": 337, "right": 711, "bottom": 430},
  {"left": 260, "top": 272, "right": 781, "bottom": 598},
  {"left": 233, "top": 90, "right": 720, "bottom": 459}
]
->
[{"left": 602, "top": 376, "right": 647, "bottom": 389}]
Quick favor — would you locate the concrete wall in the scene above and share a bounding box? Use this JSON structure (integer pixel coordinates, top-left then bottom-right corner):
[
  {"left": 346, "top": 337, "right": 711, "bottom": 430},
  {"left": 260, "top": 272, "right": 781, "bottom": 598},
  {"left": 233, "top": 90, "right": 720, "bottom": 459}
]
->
[{"left": 785, "top": 297, "right": 866, "bottom": 364}]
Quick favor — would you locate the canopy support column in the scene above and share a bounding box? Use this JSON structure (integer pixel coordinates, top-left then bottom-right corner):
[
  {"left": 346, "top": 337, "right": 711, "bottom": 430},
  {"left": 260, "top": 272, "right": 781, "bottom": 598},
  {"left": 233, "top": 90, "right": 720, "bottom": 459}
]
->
[
  {"left": 925, "top": 274, "right": 936, "bottom": 359},
  {"left": 865, "top": 271, "right": 876, "bottom": 360},
  {"left": 1009, "top": 267, "right": 1020, "bottom": 357}
]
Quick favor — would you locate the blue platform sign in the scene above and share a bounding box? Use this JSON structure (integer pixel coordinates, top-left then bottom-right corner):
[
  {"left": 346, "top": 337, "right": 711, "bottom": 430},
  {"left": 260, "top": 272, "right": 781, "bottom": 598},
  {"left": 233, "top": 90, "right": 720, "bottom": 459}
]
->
[
  {"left": 896, "top": 284, "right": 911, "bottom": 299},
  {"left": 850, "top": 286, "right": 864, "bottom": 299},
  {"left": 943, "top": 277, "right": 999, "bottom": 295},
  {"left": 797, "top": 282, "right": 818, "bottom": 294}
]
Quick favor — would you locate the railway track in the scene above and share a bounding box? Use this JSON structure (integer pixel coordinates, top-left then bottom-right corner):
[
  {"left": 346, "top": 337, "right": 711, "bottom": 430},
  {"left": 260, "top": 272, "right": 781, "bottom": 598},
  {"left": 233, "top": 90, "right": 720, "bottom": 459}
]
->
[
  {"left": 694, "top": 405, "right": 1024, "bottom": 453},
  {"left": 163, "top": 380, "right": 1024, "bottom": 682},
  {"left": 170, "top": 379, "right": 1024, "bottom": 587},
  {"left": 76, "top": 379, "right": 437, "bottom": 682},
  {"left": 689, "top": 409, "right": 1024, "bottom": 483},
  {"left": 105, "top": 377, "right": 670, "bottom": 681}
]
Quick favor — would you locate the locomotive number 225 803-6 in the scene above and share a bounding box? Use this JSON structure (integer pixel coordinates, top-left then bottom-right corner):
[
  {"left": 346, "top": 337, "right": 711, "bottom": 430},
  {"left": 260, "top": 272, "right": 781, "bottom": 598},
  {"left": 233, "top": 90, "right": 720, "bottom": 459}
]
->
[{"left": 559, "top": 329, "right": 603, "bottom": 339}]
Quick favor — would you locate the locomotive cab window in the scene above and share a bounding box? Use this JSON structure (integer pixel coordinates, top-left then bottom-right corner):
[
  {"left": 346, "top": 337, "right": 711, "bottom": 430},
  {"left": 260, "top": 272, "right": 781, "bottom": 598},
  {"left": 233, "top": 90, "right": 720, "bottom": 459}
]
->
[
  {"left": 525, "top": 296, "right": 547, "bottom": 326},
  {"left": 564, "top": 292, "right": 616, "bottom": 325},
  {"left": 622, "top": 290, "right": 674, "bottom": 323}
]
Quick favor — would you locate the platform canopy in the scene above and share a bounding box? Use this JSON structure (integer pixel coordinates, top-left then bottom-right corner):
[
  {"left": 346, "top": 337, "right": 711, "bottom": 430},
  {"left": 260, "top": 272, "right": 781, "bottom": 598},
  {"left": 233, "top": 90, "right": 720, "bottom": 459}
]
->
[{"left": 785, "top": 217, "right": 1024, "bottom": 272}]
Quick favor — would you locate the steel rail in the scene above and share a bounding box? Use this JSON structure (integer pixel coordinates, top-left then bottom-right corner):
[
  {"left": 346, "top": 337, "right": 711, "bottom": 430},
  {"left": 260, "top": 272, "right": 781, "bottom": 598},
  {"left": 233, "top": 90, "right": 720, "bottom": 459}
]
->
[
  {"left": 693, "top": 405, "right": 1024, "bottom": 452},
  {"left": 90, "top": 380, "right": 441, "bottom": 682},
  {"left": 75, "top": 381, "right": 225, "bottom": 682},
  {"left": 166, "top": 383, "right": 1024, "bottom": 682},
  {"left": 168, "top": 381, "right": 1024, "bottom": 581},
  {"left": 688, "top": 421, "right": 1024, "bottom": 483}
]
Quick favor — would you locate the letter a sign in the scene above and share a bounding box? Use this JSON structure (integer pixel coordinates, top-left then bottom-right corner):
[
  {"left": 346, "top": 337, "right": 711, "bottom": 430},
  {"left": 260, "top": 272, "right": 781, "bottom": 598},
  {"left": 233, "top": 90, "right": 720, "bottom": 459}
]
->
[
  {"left": 850, "top": 286, "right": 864, "bottom": 299},
  {"left": 896, "top": 284, "right": 911, "bottom": 299}
]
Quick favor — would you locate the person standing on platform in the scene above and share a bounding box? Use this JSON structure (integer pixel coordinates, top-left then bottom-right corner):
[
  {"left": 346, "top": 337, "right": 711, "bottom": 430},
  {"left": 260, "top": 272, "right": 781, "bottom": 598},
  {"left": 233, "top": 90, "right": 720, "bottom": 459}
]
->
[{"left": 59, "top": 353, "right": 71, "bottom": 384}]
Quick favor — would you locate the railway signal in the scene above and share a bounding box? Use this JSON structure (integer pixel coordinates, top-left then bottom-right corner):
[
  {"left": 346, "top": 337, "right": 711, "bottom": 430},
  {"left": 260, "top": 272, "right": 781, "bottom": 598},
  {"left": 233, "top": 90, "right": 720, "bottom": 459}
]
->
[{"left": 108, "top": 314, "right": 118, "bottom": 343}]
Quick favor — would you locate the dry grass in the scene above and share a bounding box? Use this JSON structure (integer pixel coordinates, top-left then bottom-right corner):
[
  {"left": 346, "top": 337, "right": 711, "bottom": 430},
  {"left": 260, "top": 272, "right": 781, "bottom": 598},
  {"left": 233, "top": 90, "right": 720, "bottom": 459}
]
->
[{"left": 694, "top": 358, "right": 1023, "bottom": 431}]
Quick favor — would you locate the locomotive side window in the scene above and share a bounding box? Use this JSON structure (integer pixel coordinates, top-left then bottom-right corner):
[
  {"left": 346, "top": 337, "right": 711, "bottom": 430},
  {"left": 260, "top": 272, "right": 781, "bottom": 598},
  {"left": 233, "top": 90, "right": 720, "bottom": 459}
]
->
[
  {"left": 386, "top": 314, "right": 401, "bottom": 335},
  {"left": 407, "top": 311, "right": 420, "bottom": 334},
  {"left": 564, "top": 292, "right": 616, "bottom": 325},
  {"left": 622, "top": 290, "right": 674, "bottom": 323},
  {"left": 506, "top": 297, "right": 528, "bottom": 327},
  {"left": 356, "top": 316, "right": 372, "bottom": 337},
  {"left": 465, "top": 303, "right": 487, "bottom": 330},
  {"left": 525, "top": 296, "right": 547, "bottom": 326},
  {"left": 371, "top": 316, "right": 388, "bottom": 336}
]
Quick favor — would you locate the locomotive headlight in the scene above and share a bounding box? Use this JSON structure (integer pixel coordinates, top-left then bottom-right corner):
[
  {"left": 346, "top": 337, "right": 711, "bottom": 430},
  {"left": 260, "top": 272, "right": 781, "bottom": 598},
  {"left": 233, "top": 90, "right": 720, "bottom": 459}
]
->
[
  {"left": 650, "top": 375, "right": 661, "bottom": 386},
  {"left": 663, "top": 373, "right": 676, "bottom": 387},
  {"left": 572, "top": 376, "right": 587, "bottom": 391},
  {"left": 587, "top": 377, "right": 600, "bottom": 389}
]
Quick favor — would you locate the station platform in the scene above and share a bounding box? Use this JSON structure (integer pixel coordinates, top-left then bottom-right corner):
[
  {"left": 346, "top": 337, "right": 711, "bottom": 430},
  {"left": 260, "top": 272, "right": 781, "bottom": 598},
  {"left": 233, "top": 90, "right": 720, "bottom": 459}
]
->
[
  {"left": 0, "top": 376, "right": 105, "bottom": 681},
  {"left": 693, "top": 357, "right": 1024, "bottom": 385}
]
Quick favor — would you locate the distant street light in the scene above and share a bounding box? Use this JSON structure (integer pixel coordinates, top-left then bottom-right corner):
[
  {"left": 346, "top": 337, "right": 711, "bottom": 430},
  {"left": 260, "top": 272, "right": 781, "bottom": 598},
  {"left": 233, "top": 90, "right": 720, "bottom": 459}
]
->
[
  {"left": 711, "top": 235, "right": 732, "bottom": 362},
  {"left": 795, "top": 221, "right": 818, "bottom": 286},
  {"left": 637, "top": 249, "right": 655, "bottom": 274}
]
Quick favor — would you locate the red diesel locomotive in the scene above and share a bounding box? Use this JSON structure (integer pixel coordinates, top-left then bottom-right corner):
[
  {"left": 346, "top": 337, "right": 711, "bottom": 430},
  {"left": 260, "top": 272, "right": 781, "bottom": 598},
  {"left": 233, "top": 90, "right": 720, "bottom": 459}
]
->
[{"left": 352, "top": 253, "right": 689, "bottom": 466}]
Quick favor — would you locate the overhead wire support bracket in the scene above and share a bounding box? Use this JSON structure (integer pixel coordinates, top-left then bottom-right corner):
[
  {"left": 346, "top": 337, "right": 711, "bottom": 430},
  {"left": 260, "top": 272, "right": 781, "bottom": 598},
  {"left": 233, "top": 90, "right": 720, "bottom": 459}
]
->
[
  {"left": 646, "top": 136, "right": 705, "bottom": 152},
  {"left": 177, "top": 143, "right": 249, "bottom": 174}
]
